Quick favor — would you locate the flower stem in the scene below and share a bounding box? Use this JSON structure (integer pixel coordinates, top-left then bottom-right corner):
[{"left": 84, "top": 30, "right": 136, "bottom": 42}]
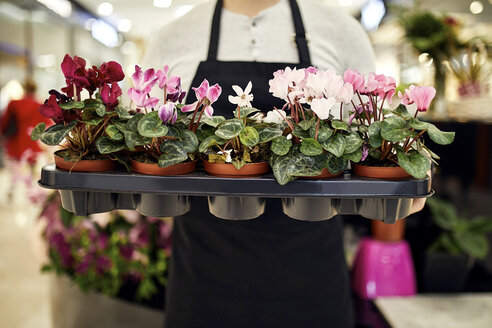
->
[
  {"left": 315, "top": 117, "right": 320, "bottom": 140},
  {"left": 356, "top": 92, "right": 371, "bottom": 123}
]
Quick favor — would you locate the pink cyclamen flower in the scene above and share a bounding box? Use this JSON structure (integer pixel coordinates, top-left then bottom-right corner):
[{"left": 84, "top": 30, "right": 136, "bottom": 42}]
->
[
  {"left": 398, "top": 85, "right": 414, "bottom": 106},
  {"left": 336, "top": 82, "right": 354, "bottom": 104},
  {"left": 374, "top": 74, "right": 396, "bottom": 103},
  {"left": 343, "top": 68, "right": 365, "bottom": 92},
  {"left": 359, "top": 72, "right": 379, "bottom": 95},
  {"left": 310, "top": 97, "right": 336, "bottom": 120},
  {"left": 410, "top": 86, "right": 436, "bottom": 112},
  {"left": 127, "top": 65, "right": 159, "bottom": 108},
  {"left": 156, "top": 65, "right": 182, "bottom": 96},
  {"left": 181, "top": 79, "right": 222, "bottom": 117},
  {"left": 158, "top": 102, "right": 177, "bottom": 124}
]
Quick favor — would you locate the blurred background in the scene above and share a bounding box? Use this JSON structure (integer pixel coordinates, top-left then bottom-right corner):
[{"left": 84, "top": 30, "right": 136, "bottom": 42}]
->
[{"left": 0, "top": 0, "right": 492, "bottom": 327}]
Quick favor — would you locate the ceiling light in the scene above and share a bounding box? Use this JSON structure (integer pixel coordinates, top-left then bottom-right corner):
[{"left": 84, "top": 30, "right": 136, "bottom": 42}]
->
[
  {"left": 36, "top": 0, "right": 72, "bottom": 18},
  {"left": 85, "top": 17, "right": 96, "bottom": 30},
  {"left": 118, "top": 18, "right": 132, "bottom": 32},
  {"left": 92, "top": 19, "right": 119, "bottom": 47},
  {"left": 470, "top": 1, "right": 483, "bottom": 14},
  {"left": 154, "top": 0, "right": 172, "bottom": 8},
  {"left": 98, "top": 2, "right": 114, "bottom": 16}
]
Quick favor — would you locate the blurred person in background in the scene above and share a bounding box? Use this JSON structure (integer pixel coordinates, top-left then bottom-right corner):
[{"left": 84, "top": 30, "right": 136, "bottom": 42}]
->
[
  {"left": 0, "top": 79, "right": 50, "bottom": 164},
  {"left": 144, "top": 0, "right": 425, "bottom": 327}
]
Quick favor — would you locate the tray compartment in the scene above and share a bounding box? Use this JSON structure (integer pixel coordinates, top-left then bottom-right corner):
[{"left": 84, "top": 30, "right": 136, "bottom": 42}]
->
[
  {"left": 282, "top": 198, "right": 339, "bottom": 221},
  {"left": 135, "top": 194, "right": 190, "bottom": 217},
  {"left": 358, "top": 198, "right": 413, "bottom": 223},
  {"left": 59, "top": 190, "right": 115, "bottom": 216},
  {"left": 208, "top": 196, "right": 266, "bottom": 220}
]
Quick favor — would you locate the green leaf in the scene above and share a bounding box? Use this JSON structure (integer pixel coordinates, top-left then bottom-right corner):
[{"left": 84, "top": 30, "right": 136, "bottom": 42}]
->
[
  {"left": 232, "top": 158, "right": 246, "bottom": 170},
  {"left": 198, "top": 135, "right": 226, "bottom": 153},
  {"left": 426, "top": 197, "right": 460, "bottom": 230},
  {"left": 392, "top": 104, "right": 412, "bottom": 119},
  {"left": 300, "top": 138, "right": 323, "bottom": 156},
  {"left": 137, "top": 112, "right": 168, "bottom": 138},
  {"left": 409, "top": 119, "right": 456, "bottom": 145},
  {"left": 396, "top": 150, "right": 431, "bottom": 179},
  {"left": 180, "top": 129, "right": 199, "bottom": 153},
  {"left": 195, "top": 124, "right": 215, "bottom": 141},
  {"left": 59, "top": 100, "right": 85, "bottom": 110},
  {"left": 31, "top": 122, "right": 46, "bottom": 141},
  {"left": 467, "top": 216, "right": 492, "bottom": 233},
  {"left": 105, "top": 125, "right": 123, "bottom": 141},
  {"left": 309, "top": 126, "right": 333, "bottom": 143},
  {"left": 453, "top": 232, "right": 489, "bottom": 259},
  {"left": 40, "top": 121, "right": 77, "bottom": 146},
  {"left": 158, "top": 141, "right": 188, "bottom": 167},
  {"left": 239, "top": 126, "right": 260, "bottom": 147},
  {"left": 128, "top": 113, "right": 145, "bottom": 132},
  {"left": 233, "top": 107, "right": 259, "bottom": 118},
  {"left": 437, "top": 233, "right": 463, "bottom": 255},
  {"left": 124, "top": 131, "right": 152, "bottom": 149},
  {"left": 83, "top": 99, "right": 107, "bottom": 117},
  {"left": 298, "top": 116, "right": 316, "bottom": 130},
  {"left": 257, "top": 127, "right": 283, "bottom": 143},
  {"left": 111, "top": 152, "right": 131, "bottom": 172},
  {"left": 113, "top": 120, "right": 132, "bottom": 133},
  {"left": 215, "top": 119, "right": 244, "bottom": 139},
  {"left": 344, "top": 149, "right": 362, "bottom": 163},
  {"left": 368, "top": 121, "right": 383, "bottom": 147},
  {"left": 201, "top": 115, "right": 226, "bottom": 127},
  {"left": 292, "top": 126, "right": 311, "bottom": 139},
  {"left": 321, "top": 134, "right": 346, "bottom": 158},
  {"left": 115, "top": 105, "right": 132, "bottom": 119},
  {"left": 344, "top": 131, "right": 364, "bottom": 154},
  {"left": 82, "top": 118, "right": 103, "bottom": 126},
  {"left": 331, "top": 120, "right": 349, "bottom": 131},
  {"left": 381, "top": 116, "right": 411, "bottom": 142},
  {"left": 286, "top": 154, "right": 322, "bottom": 177},
  {"left": 272, "top": 155, "right": 295, "bottom": 185},
  {"left": 270, "top": 136, "right": 292, "bottom": 156},
  {"left": 326, "top": 153, "right": 348, "bottom": 174},
  {"left": 96, "top": 136, "right": 125, "bottom": 154}
]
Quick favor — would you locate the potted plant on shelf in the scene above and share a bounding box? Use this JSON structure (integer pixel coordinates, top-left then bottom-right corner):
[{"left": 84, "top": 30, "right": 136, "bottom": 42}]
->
[
  {"left": 31, "top": 54, "right": 127, "bottom": 172},
  {"left": 267, "top": 66, "right": 361, "bottom": 185},
  {"left": 198, "top": 81, "right": 282, "bottom": 177},
  {"left": 423, "top": 197, "right": 492, "bottom": 292},
  {"left": 110, "top": 65, "right": 201, "bottom": 175}
]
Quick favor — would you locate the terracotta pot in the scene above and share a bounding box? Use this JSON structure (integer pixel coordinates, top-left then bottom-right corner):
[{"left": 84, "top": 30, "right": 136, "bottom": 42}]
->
[
  {"left": 203, "top": 161, "right": 270, "bottom": 178},
  {"left": 131, "top": 159, "right": 197, "bottom": 175},
  {"left": 353, "top": 164, "right": 411, "bottom": 180},
  {"left": 54, "top": 154, "right": 115, "bottom": 172},
  {"left": 371, "top": 218, "right": 406, "bottom": 242},
  {"left": 301, "top": 168, "right": 343, "bottom": 179}
]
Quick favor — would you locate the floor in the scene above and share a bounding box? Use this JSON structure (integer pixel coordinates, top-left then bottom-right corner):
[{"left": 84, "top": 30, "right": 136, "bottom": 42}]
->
[{"left": 0, "top": 162, "right": 52, "bottom": 328}]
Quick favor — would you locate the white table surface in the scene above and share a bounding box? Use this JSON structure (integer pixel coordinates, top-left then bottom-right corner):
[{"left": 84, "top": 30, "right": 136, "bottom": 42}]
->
[{"left": 374, "top": 294, "right": 492, "bottom": 328}]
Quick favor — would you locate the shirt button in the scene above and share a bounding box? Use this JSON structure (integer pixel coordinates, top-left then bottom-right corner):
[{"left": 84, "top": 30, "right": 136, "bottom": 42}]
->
[
  {"left": 251, "top": 39, "right": 256, "bottom": 45},
  {"left": 252, "top": 20, "right": 257, "bottom": 27}
]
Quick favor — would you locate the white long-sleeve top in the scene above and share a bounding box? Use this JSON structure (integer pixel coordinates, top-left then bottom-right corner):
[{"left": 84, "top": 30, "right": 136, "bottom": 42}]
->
[{"left": 143, "top": 0, "right": 376, "bottom": 94}]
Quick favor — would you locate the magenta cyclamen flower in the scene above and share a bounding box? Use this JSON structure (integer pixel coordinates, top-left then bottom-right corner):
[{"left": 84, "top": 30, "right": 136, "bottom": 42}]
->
[
  {"left": 158, "top": 102, "right": 177, "bottom": 124},
  {"left": 100, "top": 82, "right": 122, "bottom": 110},
  {"left": 127, "top": 65, "right": 159, "bottom": 108},
  {"left": 181, "top": 79, "right": 222, "bottom": 117}
]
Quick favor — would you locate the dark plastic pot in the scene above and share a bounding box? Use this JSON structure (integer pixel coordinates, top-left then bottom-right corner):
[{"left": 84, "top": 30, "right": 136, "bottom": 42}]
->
[{"left": 423, "top": 252, "right": 474, "bottom": 293}]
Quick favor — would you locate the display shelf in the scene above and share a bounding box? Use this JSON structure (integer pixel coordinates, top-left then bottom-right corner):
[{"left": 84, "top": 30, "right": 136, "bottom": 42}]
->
[{"left": 39, "top": 164, "right": 433, "bottom": 223}]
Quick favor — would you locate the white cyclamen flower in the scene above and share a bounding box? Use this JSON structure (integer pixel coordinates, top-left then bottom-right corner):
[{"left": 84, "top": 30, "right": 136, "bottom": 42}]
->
[
  {"left": 286, "top": 133, "right": 293, "bottom": 140},
  {"left": 263, "top": 109, "right": 286, "bottom": 124},
  {"left": 228, "top": 81, "right": 254, "bottom": 107},
  {"left": 311, "top": 97, "right": 336, "bottom": 120}
]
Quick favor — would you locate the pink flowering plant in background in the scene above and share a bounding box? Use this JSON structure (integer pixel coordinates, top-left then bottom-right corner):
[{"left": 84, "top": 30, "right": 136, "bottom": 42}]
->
[
  {"left": 31, "top": 54, "right": 128, "bottom": 167},
  {"left": 197, "top": 81, "right": 283, "bottom": 169},
  {"left": 267, "top": 66, "right": 361, "bottom": 185},
  {"left": 345, "top": 69, "right": 455, "bottom": 178},
  {"left": 39, "top": 193, "right": 171, "bottom": 301},
  {"left": 111, "top": 65, "right": 209, "bottom": 168}
]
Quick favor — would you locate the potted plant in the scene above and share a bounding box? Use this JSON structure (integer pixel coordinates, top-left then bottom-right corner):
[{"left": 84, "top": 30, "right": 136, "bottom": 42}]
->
[
  {"left": 423, "top": 197, "right": 492, "bottom": 292},
  {"left": 109, "top": 65, "right": 201, "bottom": 175},
  {"left": 31, "top": 55, "right": 127, "bottom": 170},
  {"left": 31, "top": 54, "right": 127, "bottom": 172},
  {"left": 198, "top": 81, "right": 282, "bottom": 178},
  {"left": 267, "top": 66, "right": 361, "bottom": 185},
  {"left": 345, "top": 69, "right": 455, "bottom": 180}
]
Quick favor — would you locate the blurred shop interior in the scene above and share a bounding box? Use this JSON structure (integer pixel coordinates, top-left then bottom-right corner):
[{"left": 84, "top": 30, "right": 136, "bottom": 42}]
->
[{"left": 1, "top": 0, "right": 492, "bottom": 327}]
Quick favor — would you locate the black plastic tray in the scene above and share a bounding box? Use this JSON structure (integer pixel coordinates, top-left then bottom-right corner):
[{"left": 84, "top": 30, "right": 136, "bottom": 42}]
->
[{"left": 39, "top": 164, "right": 433, "bottom": 223}]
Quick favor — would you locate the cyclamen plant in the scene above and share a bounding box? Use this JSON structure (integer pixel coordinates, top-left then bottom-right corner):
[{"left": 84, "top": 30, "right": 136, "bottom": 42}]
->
[
  {"left": 107, "top": 66, "right": 218, "bottom": 168},
  {"left": 31, "top": 54, "right": 127, "bottom": 165},
  {"left": 267, "top": 67, "right": 362, "bottom": 185},
  {"left": 345, "top": 69, "right": 455, "bottom": 178},
  {"left": 197, "top": 81, "right": 283, "bottom": 169}
]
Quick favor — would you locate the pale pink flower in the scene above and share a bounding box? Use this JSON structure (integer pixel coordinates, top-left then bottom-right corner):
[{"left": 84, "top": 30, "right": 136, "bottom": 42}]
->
[
  {"left": 311, "top": 97, "right": 336, "bottom": 120},
  {"left": 409, "top": 86, "right": 436, "bottom": 112},
  {"left": 343, "top": 68, "right": 365, "bottom": 92},
  {"left": 156, "top": 65, "right": 182, "bottom": 95},
  {"left": 359, "top": 72, "right": 379, "bottom": 95},
  {"left": 336, "top": 82, "right": 354, "bottom": 104},
  {"left": 398, "top": 85, "right": 415, "bottom": 106}
]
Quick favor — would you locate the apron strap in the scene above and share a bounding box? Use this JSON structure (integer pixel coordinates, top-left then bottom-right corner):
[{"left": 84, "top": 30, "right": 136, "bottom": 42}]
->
[{"left": 207, "top": 0, "right": 312, "bottom": 65}]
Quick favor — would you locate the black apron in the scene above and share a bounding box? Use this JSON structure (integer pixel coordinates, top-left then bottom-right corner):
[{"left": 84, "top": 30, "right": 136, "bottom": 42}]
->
[{"left": 165, "top": 1, "right": 353, "bottom": 327}]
